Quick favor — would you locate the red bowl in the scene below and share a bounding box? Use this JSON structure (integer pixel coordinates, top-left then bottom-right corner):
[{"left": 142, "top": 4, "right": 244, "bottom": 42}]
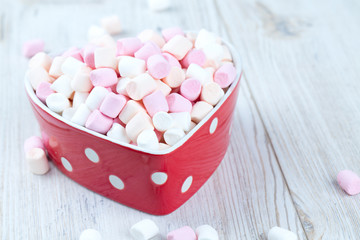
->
[{"left": 25, "top": 41, "right": 242, "bottom": 215}]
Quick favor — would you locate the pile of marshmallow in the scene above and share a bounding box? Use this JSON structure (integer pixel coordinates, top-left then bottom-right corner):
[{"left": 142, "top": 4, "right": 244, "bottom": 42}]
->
[{"left": 26, "top": 27, "right": 236, "bottom": 150}]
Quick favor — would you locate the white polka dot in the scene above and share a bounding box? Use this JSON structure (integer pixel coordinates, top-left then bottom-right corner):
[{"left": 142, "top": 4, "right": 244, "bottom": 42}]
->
[
  {"left": 181, "top": 176, "right": 193, "bottom": 193},
  {"left": 209, "top": 117, "right": 218, "bottom": 134},
  {"left": 151, "top": 172, "right": 168, "bottom": 185},
  {"left": 61, "top": 157, "right": 73, "bottom": 172},
  {"left": 109, "top": 175, "right": 124, "bottom": 190},
  {"left": 85, "top": 148, "right": 99, "bottom": 163}
]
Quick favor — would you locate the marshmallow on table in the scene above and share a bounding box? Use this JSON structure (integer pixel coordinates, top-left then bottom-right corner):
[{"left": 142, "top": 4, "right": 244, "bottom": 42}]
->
[
  {"left": 73, "top": 91, "right": 89, "bottom": 109},
  {"left": 148, "top": 0, "right": 170, "bottom": 12},
  {"left": 85, "top": 86, "right": 109, "bottom": 111},
  {"left": 337, "top": 170, "right": 360, "bottom": 195},
  {"left": 83, "top": 44, "right": 96, "bottom": 69},
  {"left": 134, "top": 41, "right": 161, "bottom": 62},
  {"left": 26, "top": 148, "right": 50, "bottom": 175},
  {"left": 72, "top": 66, "right": 93, "bottom": 92},
  {"left": 200, "top": 82, "right": 224, "bottom": 106},
  {"left": 166, "top": 93, "right": 192, "bottom": 113},
  {"left": 137, "top": 129, "right": 159, "bottom": 150},
  {"left": 196, "top": 225, "right": 219, "bottom": 240},
  {"left": 130, "top": 219, "right": 159, "bottom": 240},
  {"left": 167, "top": 226, "right": 197, "bottom": 240},
  {"left": 163, "top": 35, "right": 193, "bottom": 60},
  {"left": 88, "top": 25, "right": 106, "bottom": 41},
  {"left": 138, "top": 29, "right": 166, "bottom": 48},
  {"left": 181, "top": 49, "right": 206, "bottom": 68},
  {"left": 143, "top": 90, "right": 169, "bottom": 117},
  {"left": 162, "top": 27, "right": 184, "bottom": 42},
  {"left": 61, "top": 57, "right": 85, "bottom": 77},
  {"left": 164, "top": 128, "right": 185, "bottom": 146},
  {"left": 163, "top": 66, "right": 185, "bottom": 88},
  {"left": 152, "top": 111, "right": 174, "bottom": 132},
  {"left": 162, "top": 52, "right": 181, "bottom": 68},
  {"left": 180, "top": 78, "right": 202, "bottom": 101},
  {"left": 62, "top": 107, "right": 76, "bottom": 120},
  {"left": 186, "top": 63, "right": 212, "bottom": 86},
  {"left": 117, "top": 37, "right": 143, "bottom": 56},
  {"left": 100, "top": 92, "right": 127, "bottom": 118},
  {"left": 79, "top": 228, "right": 102, "bottom": 240},
  {"left": 36, "top": 82, "right": 54, "bottom": 103},
  {"left": 24, "top": 136, "right": 45, "bottom": 153},
  {"left": 106, "top": 123, "right": 131, "bottom": 143},
  {"left": 125, "top": 111, "right": 154, "bottom": 142},
  {"left": 90, "top": 68, "right": 117, "bottom": 87},
  {"left": 26, "top": 67, "right": 52, "bottom": 90},
  {"left": 28, "top": 52, "right": 52, "bottom": 71},
  {"left": 126, "top": 73, "right": 157, "bottom": 100},
  {"left": 51, "top": 75, "right": 73, "bottom": 98},
  {"left": 46, "top": 93, "right": 70, "bottom": 113},
  {"left": 155, "top": 80, "right": 172, "bottom": 96},
  {"left": 49, "top": 56, "right": 66, "bottom": 78},
  {"left": 214, "top": 62, "right": 236, "bottom": 88},
  {"left": 116, "top": 77, "right": 131, "bottom": 96},
  {"left": 147, "top": 54, "right": 171, "bottom": 79},
  {"left": 23, "top": 39, "right": 45, "bottom": 58},
  {"left": 71, "top": 103, "right": 92, "bottom": 126},
  {"left": 85, "top": 109, "right": 113, "bottom": 134},
  {"left": 94, "top": 47, "right": 117, "bottom": 69},
  {"left": 169, "top": 112, "right": 192, "bottom": 132},
  {"left": 191, "top": 101, "right": 213, "bottom": 123},
  {"left": 101, "top": 15, "right": 122, "bottom": 35},
  {"left": 118, "top": 56, "right": 146, "bottom": 78},
  {"left": 118, "top": 100, "right": 145, "bottom": 124},
  {"left": 268, "top": 226, "right": 297, "bottom": 240}
]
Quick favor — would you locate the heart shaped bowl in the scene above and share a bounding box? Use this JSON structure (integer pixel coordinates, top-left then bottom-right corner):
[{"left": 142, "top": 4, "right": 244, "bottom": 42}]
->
[{"left": 25, "top": 39, "right": 242, "bottom": 215}]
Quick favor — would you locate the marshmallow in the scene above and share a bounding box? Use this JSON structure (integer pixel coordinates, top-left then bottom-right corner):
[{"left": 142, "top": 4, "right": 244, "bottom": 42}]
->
[
  {"left": 163, "top": 67, "right": 185, "bottom": 88},
  {"left": 62, "top": 107, "right": 76, "bottom": 120},
  {"left": 49, "top": 56, "right": 66, "bottom": 78},
  {"left": 187, "top": 121, "right": 197, "bottom": 133},
  {"left": 61, "top": 57, "right": 85, "bottom": 77},
  {"left": 51, "top": 75, "right": 73, "bottom": 98},
  {"left": 126, "top": 111, "right": 154, "bottom": 142},
  {"left": 164, "top": 128, "right": 185, "bottom": 146},
  {"left": 26, "top": 148, "right": 50, "bottom": 175},
  {"left": 85, "top": 109, "right": 113, "bottom": 134},
  {"left": 180, "top": 78, "right": 202, "bottom": 101},
  {"left": 28, "top": 52, "right": 52, "bottom": 71},
  {"left": 79, "top": 228, "right": 102, "bottom": 240},
  {"left": 90, "top": 68, "right": 117, "bottom": 87},
  {"left": 100, "top": 92, "right": 127, "bottom": 118},
  {"left": 83, "top": 44, "right": 96, "bottom": 69},
  {"left": 222, "top": 45, "right": 232, "bottom": 62},
  {"left": 137, "top": 129, "right": 159, "bottom": 150},
  {"left": 116, "top": 77, "right": 131, "bottom": 96},
  {"left": 101, "top": 15, "right": 122, "bottom": 35},
  {"left": 181, "top": 49, "right": 206, "bottom": 68},
  {"left": 118, "top": 56, "right": 146, "bottom": 78},
  {"left": 36, "top": 82, "right": 54, "bottom": 103},
  {"left": 186, "top": 63, "right": 212, "bottom": 86},
  {"left": 138, "top": 29, "right": 166, "bottom": 48},
  {"left": 169, "top": 112, "right": 192, "bottom": 132},
  {"left": 155, "top": 80, "right": 172, "bottom": 96},
  {"left": 88, "top": 25, "right": 106, "bottom": 41},
  {"left": 106, "top": 123, "right": 131, "bottom": 143},
  {"left": 214, "top": 62, "right": 236, "bottom": 88},
  {"left": 62, "top": 47, "right": 83, "bottom": 62},
  {"left": 130, "top": 219, "right": 159, "bottom": 240},
  {"left": 167, "top": 226, "right": 196, "bottom": 240},
  {"left": 162, "top": 27, "right": 184, "bottom": 42},
  {"left": 202, "top": 43, "right": 224, "bottom": 68},
  {"left": 143, "top": 90, "right": 169, "bottom": 117},
  {"left": 159, "top": 143, "right": 170, "bottom": 150},
  {"left": 91, "top": 34, "right": 116, "bottom": 49},
  {"left": 195, "top": 29, "right": 219, "bottom": 49},
  {"left": 337, "top": 170, "right": 360, "bottom": 195},
  {"left": 23, "top": 39, "right": 45, "bottom": 58},
  {"left": 26, "top": 67, "right": 52, "bottom": 90},
  {"left": 163, "top": 35, "right": 193, "bottom": 60},
  {"left": 71, "top": 103, "right": 92, "bottom": 126},
  {"left": 73, "top": 91, "right": 89, "bottom": 109},
  {"left": 119, "top": 100, "right": 145, "bottom": 124},
  {"left": 72, "top": 66, "right": 93, "bottom": 92},
  {"left": 162, "top": 52, "right": 181, "bottom": 68},
  {"left": 94, "top": 47, "right": 117, "bottom": 69},
  {"left": 166, "top": 93, "right": 192, "bottom": 113},
  {"left": 46, "top": 93, "right": 70, "bottom": 113},
  {"left": 268, "top": 226, "right": 297, "bottom": 240},
  {"left": 126, "top": 73, "right": 157, "bottom": 100},
  {"left": 24, "top": 136, "right": 45, "bottom": 153},
  {"left": 191, "top": 101, "right": 213, "bottom": 123},
  {"left": 85, "top": 86, "right": 109, "bottom": 111},
  {"left": 147, "top": 54, "right": 171, "bottom": 79},
  {"left": 134, "top": 41, "right": 161, "bottom": 62},
  {"left": 200, "top": 82, "right": 224, "bottom": 106},
  {"left": 117, "top": 37, "right": 143, "bottom": 56},
  {"left": 152, "top": 111, "right": 174, "bottom": 132},
  {"left": 196, "top": 225, "right": 219, "bottom": 240},
  {"left": 148, "top": 0, "right": 171, "bottom": 11},
  {"left": 186, "top": 32, "right": 197, "bottom": 45}
]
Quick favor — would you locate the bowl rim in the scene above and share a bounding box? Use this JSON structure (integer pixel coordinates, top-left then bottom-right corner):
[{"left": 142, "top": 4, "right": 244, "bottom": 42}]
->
[{"left": 25, "top": 35, "right": 242, "bottom": 156}]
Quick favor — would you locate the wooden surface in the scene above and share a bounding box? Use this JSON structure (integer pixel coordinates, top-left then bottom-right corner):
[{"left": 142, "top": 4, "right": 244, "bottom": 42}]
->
[{"left": 1, "top": 0, "right": 360, "bottom": 239}]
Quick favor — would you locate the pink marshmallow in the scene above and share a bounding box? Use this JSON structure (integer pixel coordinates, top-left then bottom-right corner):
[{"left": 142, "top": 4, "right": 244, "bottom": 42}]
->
[
  {"left": 117, "top": 37, "right": 143, "bottom": 56},
  {"left": 90, "top": 68, "right": 118, "bottom": 87},
  {"left": 62, "top": 47, "right": 84, "bottom": 62},
  {"left": 143, "top": 90, "right": 169, "bottom": 117},
  {"left": 214, "top": 62, "right": 237, "bottom": 88},
  {"left": 166, "top": 93, "right": 192, "bottom": 113},
  {"left": 167, "top": 226, "right": 196, "bottom": 240},
  {"left": 83, "top": 45, "right": 96, "bottom": 69},
  {"left": 85, "top": 109, "right": 113, "bottom": 134},
  {"left": 337, "top": 170, "right": 360, "bottom": 195},
  {"left": 134, "top": 41, "right": 161, "bottom": 62},
  {"left": 24, "top": 136, "right": 45, "bottom": 153},
  {"left": 161, "top": 27, "right": 185, "bottom": 42},
  {"left": 36, "top": 82, "right": 55, "bottom": 103},
  {"left": 22, "top": 39, "right": 45, "bottom": 58},
  {"left": 162, "top": 53, "right": 181, "bottom": 68},
  {"left": 181, "top": 49, "right": 206, "bottom": 68},
  {"left": 100, "top": 92, "right": 127, "bottom": 118},
  {"left": 180, "top": 78, "right": 202, "bottom": 101},
  {"left": 147, "top": 54, "right": 171, "bottom": 79}
]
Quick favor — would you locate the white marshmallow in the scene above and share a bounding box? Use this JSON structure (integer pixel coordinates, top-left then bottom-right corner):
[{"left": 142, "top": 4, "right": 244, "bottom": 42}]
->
[
  {"left": 118, "top": 56, "right": 146, "bottom": 78},
  {"left": 195, "top": 29, "right": 219, "bottom": 49},
  {"left": 159, "top": 143, "right": 170, "bottom": 150},
  {"left": 61, "top": 57, "right": 85, "bottom": 77},
  {"left": 169, "top": 112, "right": 192, "bottom": 132},
  {"left": 71, "top": 67, "right": 93, "bottom": 92},
  {"left": 94, "top": 46, "right": 117, "bottom": 69},
  {"left": 72, "top": 92, "right": 89, "bottom": 109},
  {"left": 116, "top": 77, "right": 131, "bottom": 96},
  {"left": 28, "top": 52, "right": 52, "bottom": 71},
  {"left": 88, "top": 25, "right": 106, "bottom": 41},
  {"left": 26, "top": 148, "right": 50, "bottom": 175},
  {"left": 85, "top": 86, "right": 109, "bottom": 111},
  {"left": 164, "top": 128, "right": 185, "bottom": 146},
  {"left": 49, "top": 56, "right": 66, "bottom": 78},
  {"left": 51, "top": 75, "right": 73, "bottom": 98},
  {"left": 62, "top": 107, "right": 76, "bottom": 120},
  {"left": 130, "top": 219, "right": 159, "bottom": 240},
  {"left": 196, "top": 225, "right": 219, "bottom": 240},
  {"left": 268, "top": 227, "right": 297, "bottom": 240},
  {"left": 118, "top": 100, "right": 145, "bottom": 124},
  {"left": 202, "top": 43, "right": 224, "bottom": 68},
  {"left": 46, "top": 93, "right": 71, "bottom": 113},
  {"left": 71, "top": 104, "right": 92, "bottom": 126},
  {"left": 186, "top": 63, "right": 213, "bottom": 86},
  {"left": 152, "top": 111, "right": 174, "bottom": 132},
  {"left": 107, "top": 123, "right": 131, "bottom": 143},
  {"left": 79, "top": 228, "right": 102, "bottom": 240},
  {"left": 101, "top": 15, "right": 122, "bottom": 35},
  {"left": 137, "top": 129, "right": 159, "bottom": 150}
]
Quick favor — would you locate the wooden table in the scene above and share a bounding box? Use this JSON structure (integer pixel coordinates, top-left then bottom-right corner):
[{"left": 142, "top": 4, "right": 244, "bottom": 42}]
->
[{"left": 1, "top": 0, "right": 360, "bottom": 239}]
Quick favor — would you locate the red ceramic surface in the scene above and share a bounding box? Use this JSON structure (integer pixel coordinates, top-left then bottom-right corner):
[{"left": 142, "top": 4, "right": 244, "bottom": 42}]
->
[{"left": 25, "top": 42, "right": 242, "bottom": 215}]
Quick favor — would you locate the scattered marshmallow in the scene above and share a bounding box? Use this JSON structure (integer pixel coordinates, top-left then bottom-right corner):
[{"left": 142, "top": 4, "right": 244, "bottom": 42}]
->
[
  {"left": 167, "top": 226, "right": 196, "bottom": 240},
  {"left": 79, "top": 228, "right": 102, "bottom": 240},
  {"left": 164, "top": 128, "right": 185, "bottom": 146},
  {"left": 337, "top": 170, "right": 360, "bottom": 195},
  {"left": 23, "top": 39, "right": 45, "bottom": 58},
  {"left": 101, "top": 15, "right": 122, "bottom": 35},
  {"left": 26, "top": 148, "right": 50, "bottom": 175},
  {"left": 130, "top": 219, "right": 159, "bottom": 240},
  {"left": 137, "top": 129, "right": 159, "bottom": 150},
  {"left": 267, "top": 226, "right": 297, "bottom": 240},
  {"left": 196, "top": 225, "right": 219, "bottom": 240},
  {"left": 107, "top": 123, "right": 131, "bottom": 143},
  {"left": 24, "top": 136, "right": 45, "bottom": 153},
  {"left": 46, "top": 93, "right": 71, "bottom": 113}
]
